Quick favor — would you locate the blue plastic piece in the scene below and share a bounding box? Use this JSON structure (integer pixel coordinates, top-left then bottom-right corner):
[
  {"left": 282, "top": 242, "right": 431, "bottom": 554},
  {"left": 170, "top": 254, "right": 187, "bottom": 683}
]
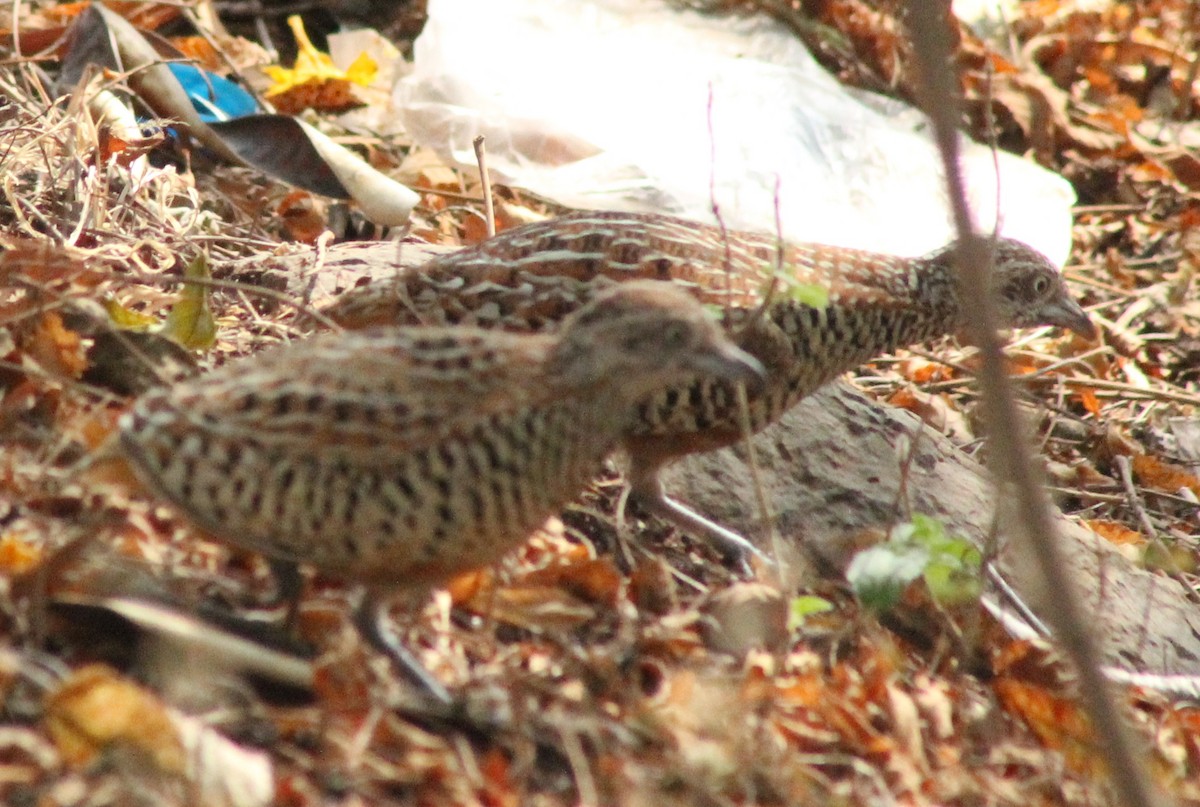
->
[{"left": 168, "top": 63, "right": 259, "bottom": 122}]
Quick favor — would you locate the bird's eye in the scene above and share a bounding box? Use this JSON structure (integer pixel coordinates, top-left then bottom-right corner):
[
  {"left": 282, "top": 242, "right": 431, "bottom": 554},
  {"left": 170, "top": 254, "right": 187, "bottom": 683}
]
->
[
  {"left": 1033, "top": 275, "right": 1050, "bottom": 295},
  {"left": 662, "top": 323, "right": 686, "bottom": 347}
]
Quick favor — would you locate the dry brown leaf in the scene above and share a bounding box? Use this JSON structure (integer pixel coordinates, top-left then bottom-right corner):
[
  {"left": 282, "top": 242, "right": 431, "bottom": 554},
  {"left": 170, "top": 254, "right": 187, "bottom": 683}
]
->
[
  {"left": 403, "top": 147, "right": 463, "bottom": 192},
  {"left": 171, "top": 35, "right": 223, "bottom": 71},
  {"left": 628, "top": 556, "right": 677, "bottom": 616},
  {"left": 479, "top": 747, "right": 519, "bottom": 807},
  {"left": 993, "top": 678, "right": 1102, "bottom": 776},
  {"left": 1133, "top": 453, "right": 1200, "bottom": 498},
  {"left": 459, "top": 214, "right": 492, "bottom": 246},
  {"left": 0, "top": 240, "right": 107, "bottom": 291},
  {"left": 776, "top": 671, "right": 825, "bottom": 709},
  {"left": 269, "top": 81, "right": 363, "bottom": 116},
  {"left": 45, "top": 664, "right": 186, "bottom": 772},
  {"left": 1070, "top": 384, "right": 1102, "bottom": 416},
  {"left": 458, "top": 557, "right": 623, "bottom": 631},
  {"left": 887, "top": 387, "right": 972, "bottom": 442},
  {"left": 277, "top": 190, "right": 327, "bottom": 244},
  {"left": 457, "top": 575, "right": 599, "bottom": 631},
  {"left": 445, "top": 568, "right": 490, "bottom": 606},
  {"left": 519, "top": 556, "right": 623, "bottom": 607},
  {"left": 27, "top": 313, "right": 87, "bottom": 379},
  {"left": 897, "top": 356, "right": 953, "bottom": 385}
]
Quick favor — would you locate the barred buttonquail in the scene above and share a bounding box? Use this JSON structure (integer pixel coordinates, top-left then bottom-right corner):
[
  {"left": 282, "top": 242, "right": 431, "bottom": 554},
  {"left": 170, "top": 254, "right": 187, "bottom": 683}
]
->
[
  {"left": 114, "top": 280, "right": 764, "bottom": 699},
  {"left": 324, "top": 211, "right": 1095, "bottom": 562}
]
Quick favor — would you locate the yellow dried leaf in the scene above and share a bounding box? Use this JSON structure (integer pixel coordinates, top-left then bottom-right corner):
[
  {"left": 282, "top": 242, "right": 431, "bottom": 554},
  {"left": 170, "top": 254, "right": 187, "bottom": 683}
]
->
[
  {"left": 103, "top": 297, "right": 158, "bottom": 330},
  {"left": 160, "top": 253, "right": 217, "bottom": 351},
  {"left": 263, "top": 15, "right": 376, "bottom": 113}
]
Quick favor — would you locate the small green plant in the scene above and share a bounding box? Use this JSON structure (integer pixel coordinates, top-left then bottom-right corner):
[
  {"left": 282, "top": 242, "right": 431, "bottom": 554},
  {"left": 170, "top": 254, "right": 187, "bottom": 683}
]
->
[
  {"left": 846, "top": 514, "right": 982, "bottom": 612},
  {"left": 787, "top": 594, "right": 835, "bottom": 632},
  {"left": 760, "top": 261, "right": 829, "bottom": 309}
]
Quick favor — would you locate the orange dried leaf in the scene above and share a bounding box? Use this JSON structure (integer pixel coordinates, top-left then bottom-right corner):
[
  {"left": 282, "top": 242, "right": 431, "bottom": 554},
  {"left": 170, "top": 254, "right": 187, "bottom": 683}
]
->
[
  {"left": 994, "top": 679, "right": 1103, "bottom": 775},
  {"left": 479, "top": 747, "right": 518, "bottom": 807},
  {"left": 0, "top": 532, "right": 42, "bottom": 574},
  {"left": 777, "top": 672, "right": 825, "bottom": 708},
  {"left": 171, "top": 35, "right": 222, "bottom": 71},
  {"left": 1083, "top": 519, "right": 1144, "bottom": 546},
  {"left": 1132, "top": 454, "right": 1200, "bottom": 498},
  {"left": 42, "top": 1, "right": 93, "bottom": 21},
  {"left": 519, "top": 557, "right": 622, "bottom": 606},
  {"left": 1081, "top": 65, "right": 1119, "bottom": 96},
  {"left": 900, "top": 358, "right": 949, "bottom": 384},
  {"left": 1159, "top": 151, "right": 1200, "bottom": 191},
  {"left": 277, "top": 190, "right": 327, "bottom": 244},
  {"left": 28, "top": 313, "right": 87, "bottom": 379},
  {"left": 0, "top": 240, "right": 105, "bottom": 289},
  {"left": 1178, "top": 206, "right": 1200, "bottom": 232},
  {"left": 1072, "top": 385, "right": 1102, "bottom": 416},
  {"left": 1006, "top": 354, "right": 1042, "bottom": 376},
  {"left": 405, "top": 148, "right": 462, "bottom": 192},
  {"left": 1129, "top": 160, "right": 1175, "bottom": 184},
  {"left": 1086, "top": 107, "right": 1134, "bottom": 139},
  {"left": 121, "top": 2, "right": 183, "bottom": 31},
  {"left": 985, "top": 51, "right": 1019, "bottom": 76},
  {"left": 991, "top": 637, "right": 1059, "bottom": 682},
  {"left": 446, "top": 568, "right": 491, "bottom": 606},
  {"left": 269, "top": 81, "right": 362, "bottom": 116},
  {"left": 479, "top": 584, "right": 597, "bottom": 631},
  {"left": 45, "top": 2, "right": 180, "bottom": 31},
  {"left": 460, "top": 214, "right": 492, "bottom": 245}
]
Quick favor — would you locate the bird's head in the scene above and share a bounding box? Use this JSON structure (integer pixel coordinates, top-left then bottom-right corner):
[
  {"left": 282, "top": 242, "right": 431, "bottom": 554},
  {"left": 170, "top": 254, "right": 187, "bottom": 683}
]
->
[
  {"left": 937, "top": 238, "right": 1096, "bottom": 340},
  {"left": 554, "top": 280, "right": 765, "bottom": 399}
]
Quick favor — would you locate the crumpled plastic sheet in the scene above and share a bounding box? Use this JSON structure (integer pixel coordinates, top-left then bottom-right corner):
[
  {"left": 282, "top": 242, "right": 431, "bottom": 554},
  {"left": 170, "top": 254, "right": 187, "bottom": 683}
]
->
[{"left": 392, "top": 0, "right": 1075, "bottom": 263}]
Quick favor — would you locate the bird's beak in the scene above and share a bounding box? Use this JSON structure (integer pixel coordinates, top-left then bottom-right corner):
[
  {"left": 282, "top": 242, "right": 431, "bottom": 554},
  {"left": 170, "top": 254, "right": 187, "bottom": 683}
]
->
[
  {"left": 690, "top": 343, "right": 767, "bottom": 394},
  {"left": 1042, "top": 296, "right": 1097, "bottom": 340}
]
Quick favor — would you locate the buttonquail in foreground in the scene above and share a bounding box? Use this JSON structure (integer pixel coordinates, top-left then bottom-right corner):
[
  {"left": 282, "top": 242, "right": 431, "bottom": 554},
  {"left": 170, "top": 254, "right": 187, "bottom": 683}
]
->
[
  {"left": 112, "top": 280, "right": 764, "bottom": 699},
  {"left": 325, "top": 211, "right": 1096, "bottom": 562}
]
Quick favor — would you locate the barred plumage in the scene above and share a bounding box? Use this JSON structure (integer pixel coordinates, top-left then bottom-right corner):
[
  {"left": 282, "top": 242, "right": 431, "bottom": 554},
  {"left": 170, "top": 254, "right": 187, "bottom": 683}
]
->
[
  {"left": 324, "top": 211, "right": 1095, "bottom": 559},
  {"left": 115, "top": 280, "right": 763, "bottom": 698}
]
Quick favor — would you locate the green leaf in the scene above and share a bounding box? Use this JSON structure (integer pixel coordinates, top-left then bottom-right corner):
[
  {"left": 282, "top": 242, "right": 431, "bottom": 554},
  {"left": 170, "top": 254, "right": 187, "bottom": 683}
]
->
[
  {"left": 846, "top": 541, "right": 929, "bottom": 612},
  {"left": 757, "top": 262, "right": 830, "bottom": 309},
  {"left": 783, "top": 280, "right": 829, "bottom": 309},
  {"left": 160, "top": 253, "right": 218, "bottom": 351},
  {"left": 923, "top": 558, "right": 982, "bottom": 606},
  {"left": 787, "top": 595, "right": 834, "bottom": 631},
  {"left": 847, "top": 514, "right": 982, "bottom": 612}
]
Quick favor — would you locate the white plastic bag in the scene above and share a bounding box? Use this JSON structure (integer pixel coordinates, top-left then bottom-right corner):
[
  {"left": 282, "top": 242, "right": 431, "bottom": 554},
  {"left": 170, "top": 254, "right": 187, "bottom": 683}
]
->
[{"left": 394, "top": 0, "right": 1074, "bottom": 263}]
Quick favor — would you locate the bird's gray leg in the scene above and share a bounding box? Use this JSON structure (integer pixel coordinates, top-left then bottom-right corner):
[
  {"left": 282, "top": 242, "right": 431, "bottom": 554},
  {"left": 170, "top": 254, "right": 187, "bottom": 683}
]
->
[
  {"left": 267, "top": 558, "right": 305, "bottom": 630},
  {"left": 353, "top": 587, "right": 453, "bottom": 705},
  {"left": 624, "top": 463, "right": 772, "bottom": 573}
]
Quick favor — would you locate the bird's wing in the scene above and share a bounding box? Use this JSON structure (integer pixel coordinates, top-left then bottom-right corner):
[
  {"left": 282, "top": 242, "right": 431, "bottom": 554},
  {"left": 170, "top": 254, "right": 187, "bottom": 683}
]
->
[{"left": 129, "top": 329, "right": 559, "bottom": 458}]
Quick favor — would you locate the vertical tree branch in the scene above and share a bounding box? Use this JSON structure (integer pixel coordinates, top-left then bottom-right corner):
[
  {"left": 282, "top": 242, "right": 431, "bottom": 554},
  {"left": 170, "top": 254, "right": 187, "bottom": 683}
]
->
[
  {"left": 473, "top": 135, "right": 495, "bottom": 237},
  {"left": 902, "top": 4, "right": 1166, "bottom": 807}
]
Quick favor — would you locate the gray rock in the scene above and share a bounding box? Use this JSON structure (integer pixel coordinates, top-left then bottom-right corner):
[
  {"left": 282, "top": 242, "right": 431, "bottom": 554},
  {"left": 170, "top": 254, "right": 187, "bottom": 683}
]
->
[{"left": 664, "top": 381, "right": 1200, "bottom": 673}]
